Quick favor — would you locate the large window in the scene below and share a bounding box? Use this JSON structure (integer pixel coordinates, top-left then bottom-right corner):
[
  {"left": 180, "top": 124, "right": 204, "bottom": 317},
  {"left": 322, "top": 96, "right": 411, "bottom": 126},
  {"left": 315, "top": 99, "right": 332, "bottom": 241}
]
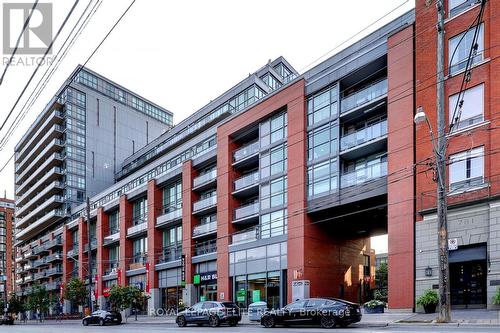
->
[
  {"left": 307, "top": 85, "right": 339, "bottom": 126},
  {"left": 260, "top": 144, "right": 287, "bottom": 179},
  {"left": 261, "top": 176, "right": 288, "bottom": 210},
  {"left": 261, "top": 209, "right": 287, "bottom": 239},
  {"left": 163, "top": 225, "right": 182, "bottom": 248},
  {"left": 449, "top": 146, "right": 484, "bottom": 191},
  {"left": 108, "top": 210, "right": 119, "bottom": 234},
  {"left": 132, "top": 197, "right": 148, "bottom": 225},
  {"left": 449, "top": 83, "right": 484, "bottom": 130},
  {"left": 307, "top": 159, "right": 338, "bottom": 198},
  {"left": 307, "top": 122, "right": 337, "bottom": 161},
  {"left": 132, "top": 237, "right": 148, "bottom": 258},
  {"left": 162, "top": 180, "right": 182, "bottom": 213},
  {"left": 449, "top": 0, "right": 481, "bottom": 17},
  {"left": 449, "top": 24, "right": 484, "bottom": 75},
  {"left": 260, "top": 112, "right": 287, "bottom": 148}
]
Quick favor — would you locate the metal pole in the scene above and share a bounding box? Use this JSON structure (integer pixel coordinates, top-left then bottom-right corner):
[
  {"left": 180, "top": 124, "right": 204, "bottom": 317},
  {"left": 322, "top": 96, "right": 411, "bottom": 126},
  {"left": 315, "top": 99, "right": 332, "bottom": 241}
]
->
[
  {"left": 436, "top": 0, "right": 451, "bottom": 322},
  {"left": 86, "top": 197, "right": 93, "bottom": 314}
]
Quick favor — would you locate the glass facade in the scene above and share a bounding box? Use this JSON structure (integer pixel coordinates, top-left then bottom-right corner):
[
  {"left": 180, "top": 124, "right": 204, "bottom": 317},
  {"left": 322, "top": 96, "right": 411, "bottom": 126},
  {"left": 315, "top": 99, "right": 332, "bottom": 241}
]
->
[
  {"left": 162, "top": 180, "right": 182, "bottom": 213},
  {"left": 132, "top": 197, "right": 147, "bottom": 225}
]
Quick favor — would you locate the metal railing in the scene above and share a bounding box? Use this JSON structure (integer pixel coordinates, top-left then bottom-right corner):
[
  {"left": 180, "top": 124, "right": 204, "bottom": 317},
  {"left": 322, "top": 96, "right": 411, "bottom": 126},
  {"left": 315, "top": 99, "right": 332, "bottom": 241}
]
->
[
  {"left": 127, "top": 221, "right": 148, "bottom": 236},
  {"left": 193, "top": 221, "right": 217, "bottom": 237},
  {"left": 340, "top": 119, "right": 387, "bottom": 151},
  {"left": 233, "top": 141, "right": 259, "bottom": 162},
  {"left": 234, "top": 172, "right": 259, "bottom": 191},
  {"left": 233, "top": 202, "right": 259, "bottom": 221},
  {"left": 104, "top": 261, "right": 120, "bottom": 275},
  {"left": 340, "top": 161, "right": 388, "bottom": 188},
  {"left": 159, "top": 245, "right": 182, "bottom": 263},
  {"left": 194, "top": 239, "right": 217, "bottom": 256},
  {"left": 341, "top": 79, "right": 388, "bottom": 113},
  {"left": 193, "top": 169, "right": 217, "bottom": 188},
  {"left": 231, "top": 226, "right": 259, "bottom": 245},
  {"left": 193, "top": 195, "right": 217, "bottom": 212}
]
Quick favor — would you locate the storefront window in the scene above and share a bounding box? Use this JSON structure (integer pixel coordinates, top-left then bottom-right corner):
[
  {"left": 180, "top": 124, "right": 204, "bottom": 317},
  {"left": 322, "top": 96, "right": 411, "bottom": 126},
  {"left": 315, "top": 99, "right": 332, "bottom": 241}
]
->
[{"left": 234, "top": 271, "right": 281, "bottom": 309}]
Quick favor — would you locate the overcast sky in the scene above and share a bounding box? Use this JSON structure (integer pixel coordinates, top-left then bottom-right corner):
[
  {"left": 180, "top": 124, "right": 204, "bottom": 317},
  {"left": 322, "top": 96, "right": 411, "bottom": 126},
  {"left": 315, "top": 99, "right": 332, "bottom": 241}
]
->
[{"left": 0, "top": 0, "right": 414, "bottom": 252}]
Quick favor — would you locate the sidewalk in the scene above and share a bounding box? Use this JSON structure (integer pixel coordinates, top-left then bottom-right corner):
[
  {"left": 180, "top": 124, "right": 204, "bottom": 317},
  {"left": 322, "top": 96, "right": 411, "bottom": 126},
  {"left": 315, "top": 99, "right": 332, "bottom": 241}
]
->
[{"left": 395, "top": 309, "right": 500, "bottom": 326}]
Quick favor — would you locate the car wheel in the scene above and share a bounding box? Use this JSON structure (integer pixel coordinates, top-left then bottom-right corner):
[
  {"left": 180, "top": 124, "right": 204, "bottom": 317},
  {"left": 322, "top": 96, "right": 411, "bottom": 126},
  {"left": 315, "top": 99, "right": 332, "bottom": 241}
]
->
[
  {"left": 82, "top": 319, "right": 89, "bottom": 326},
  {"left": 262, "top": 315, "right": 275, "bottom": 328},
  {"left": 228, "top": 319, "right": 238, "bottom": 327},
  {"left": 320, "top": 315, "right": 336, "bottom": 329},
  {"left": 99, "top": 318, "right": 105, "bottom": 326},
  {"left": 208, "top": 315, "right": 220, "bottom": 327},
  {"left": 177, "top": 315, "right": 187, "bottom": 327}
]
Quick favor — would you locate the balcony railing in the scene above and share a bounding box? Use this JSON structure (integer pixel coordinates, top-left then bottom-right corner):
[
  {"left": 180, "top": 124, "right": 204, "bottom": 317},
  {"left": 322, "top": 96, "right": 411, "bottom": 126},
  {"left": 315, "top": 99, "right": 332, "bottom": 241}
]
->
[
  {"left": 340, "top": 161, "right": 388, "bottom": 188},
  {"left": 156, "top": 206, "right": 182, "bottom": 227},
  {"left": 46, "top": 279, "right": 62, "bottom": 291},
  {"left": 193, "top": 169, "right": 217, "bottom": 188},
  {"left": 45, "top": 237, "right": 63, "bottom": 249},
  {"left": 104, "top": 230, "right": 120, "bottom": 244},
  {"left": 233, "top": 202, "right": 259, "bottom": 221},
  {"left": 127, "top": 221, "right": 148, "bottom": 236},
  {"left": 231, "top": 226, "right": 259, "bottom": 245},
  {"left": 104, "top": 261, "right": 119, "bottom": 276},
  {"left": 340, "top": 119, "right": 388, "bottom": 151},
  {"left": 234, "top": 172, "right": 259, "bottom": 192},
  {"left": 132, "top": 213, "right": 147, "bottom": 226},
  {"left": 233, "top": 141, "right": 259, "bottom": 162},
  {"left": 192, "top": 221, "right": 217, "bottom": 237},
  {"left": 33, "top": 258, "right": 48, "bottom": 268},
  {"left": 84, "top": 238, "right": 98, "bottom": 251},
  {"left": 159, "top": 245, "right": 182, "bottom": 263},
  {"left": 129, "top": 253, "right": 147, "bottom": 270},
  {"left": 46, "top": 266, "right": 63, "bottom": 276},
  {"left": 341, "top": 79, "right": 388, "bottom": 113},
  {"left": 67, "top": 244, "right": 79, "bottom": 257},
  {"left": 194, "top": 239, "right": 217, "bottom": 256},
  {"left": 46, "top": 252, "right": 62, "bottom": 263},
  {"left": 193, "top": 195, "right": 217, "bottom": 212}
]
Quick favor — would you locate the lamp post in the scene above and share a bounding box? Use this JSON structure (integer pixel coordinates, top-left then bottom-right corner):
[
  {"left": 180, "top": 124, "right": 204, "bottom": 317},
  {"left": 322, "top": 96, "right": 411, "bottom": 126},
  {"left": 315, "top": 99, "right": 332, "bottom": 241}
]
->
[{"left": 414, "top": 108, "right": 451, "bottom": 322}]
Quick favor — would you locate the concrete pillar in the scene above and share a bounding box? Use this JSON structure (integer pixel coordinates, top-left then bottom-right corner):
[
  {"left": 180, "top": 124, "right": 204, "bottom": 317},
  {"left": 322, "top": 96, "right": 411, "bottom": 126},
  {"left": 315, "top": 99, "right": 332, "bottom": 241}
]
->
[
  {"left": 148, "top": 288, "right": 160, "bottom": 315},
  {"left": 147, "top": 179, "right": 162, "bottom": 314},
  {"left": 96, "top": 207, "right": 109, "bottom": 300},
  {"left": 181, "top": 160, "right": 198, "bottom": 306},
  {"left": 119, "top": 195, "right": 133, "bottom": 286}
]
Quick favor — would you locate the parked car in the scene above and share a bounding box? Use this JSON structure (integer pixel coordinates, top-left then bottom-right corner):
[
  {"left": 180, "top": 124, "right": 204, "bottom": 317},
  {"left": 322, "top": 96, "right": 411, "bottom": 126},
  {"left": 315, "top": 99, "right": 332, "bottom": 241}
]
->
[
  {"left": 176, "top": 301, "right": 241, "bottom": 327},
  {"left": 0, "top": 314, "right": 14, "bottom": 325},
  {"left": 82, "top": 310, "right": 122, "bottom": 326},
  {"left": 260, "top": 298, "right": 362, "bottom": 329}
]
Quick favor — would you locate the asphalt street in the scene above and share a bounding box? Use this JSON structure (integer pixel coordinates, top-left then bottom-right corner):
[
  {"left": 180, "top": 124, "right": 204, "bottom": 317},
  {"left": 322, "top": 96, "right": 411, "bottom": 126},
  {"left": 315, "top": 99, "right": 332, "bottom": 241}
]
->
[{"left": 4, "top": 322, "right": 500, "bottom": 333}]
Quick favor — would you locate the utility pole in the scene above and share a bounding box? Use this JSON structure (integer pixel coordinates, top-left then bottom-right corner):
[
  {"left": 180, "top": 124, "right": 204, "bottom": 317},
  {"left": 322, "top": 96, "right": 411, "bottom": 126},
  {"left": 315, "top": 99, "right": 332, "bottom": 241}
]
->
[
  {"left": 86, "top": 197, "right": 93, "bottom": 314},
  {"left": 435, "top": 0, "right": 451, "bottom": 323}
]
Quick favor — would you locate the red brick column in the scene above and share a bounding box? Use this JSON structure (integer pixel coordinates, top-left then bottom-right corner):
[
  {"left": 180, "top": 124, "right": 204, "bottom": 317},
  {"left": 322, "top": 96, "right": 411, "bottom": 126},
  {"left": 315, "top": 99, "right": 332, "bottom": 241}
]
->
[
  {"left": 387, "top": 24, "right": 415, "bottom": 310},
  {"left": 96, "top": 207, "right": 109, "bottom": 298},
  {"left": 216, "top": 135, "right": 237, "bottom": 302},
  {"left": 182, "top": 160, "right": 198, "bottom": 304},
  {"left": 62, "top": 225, "right": 72, "bottom": 284},
  {"left": 147, "top": 179, "right": 162, "bottom": 290},
  {"left": 78, "top": 217, "right": 88, "bottom": 280},
  {"left": 119, "top": 195, "right": 132, "bottom": 286}
]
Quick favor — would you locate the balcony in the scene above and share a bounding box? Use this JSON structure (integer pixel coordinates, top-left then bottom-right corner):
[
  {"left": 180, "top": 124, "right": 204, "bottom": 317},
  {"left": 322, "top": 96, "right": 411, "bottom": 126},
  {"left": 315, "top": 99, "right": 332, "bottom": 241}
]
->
[
  {"left": 193, "top": 169, "right": 217, "bottom": 191},
  {"left": 46, "top": 279, "right": 62, "bottom": 291},
  {"left": 15, "top": 138, "right": 64, "bottom": 182},
  {"left": 341, "top": 79, "right": 388, "bottom": 115},
  {"left": 16, "top": 179, "right": 64, "bottom": 216},
  {"left": 16, "top": 277, "right": 24, "bottom": 285},
  {"left": 233, "top": 202, "right": 259, "bottom": 224},
  {"left": 16, "top": 194, "right": 64, "bottom": 229},
  {"left": 45, "top": 237, "right": 63, "bottom": 249},
  {"left": 192, "top": 221, "right": 217, "bottom": 239},
  {"left": 67, "top": 244, "right": 79, "bottom": 257},
  {"left": 33, "top": 258, "right": 49, "bottom": 268},
  {"left": 34, "top": 271, "right": 48, "bottom": 280},
  {"left": 128, "top": 254, "right": 147, "bottom": 270},
  {"left": 127, "top": 221, "right": 148, "bottom": 237},
  {"left": 340, "top": 119, "right": 388, "bottom": 159},
  {"left": 33, "top": 244, "right": 49, "bottom": 255},
  {"left": 46, "top": 266, "right": 63, "bottom": 277},
  {"left": 193, "top": 239, "right": 217, "bottom": 256},
  {"left": 158, "top": 245, "right": 182, "bottom": 263},
  {"left": 103, "top": 262, "right": 119, "bottom": 276},
  {"left": 233, "top": 172, "right": 259, "bottom": 196},
  {"left": 340, "top": 161, "right": 387, "bottom": 188},
  {"left": 46, "top": 252, "right": 63, "bottom": 263},
  {"left": 156, "top": 206, "right": 182, "bottom": 228},
  {"left": 16, "top": 208, "right": 67, "bottom": 241},
  {"left": 231, "top": 226, "right": 259, "bottom": 245},
  {"left": 84, "top": 238, "right": 97, "bottom": 252},
  {"left": 24, "top": 275, "right": 33, "bottom": 283},
  {"left": 193, "top": 195, "right": 217, "bottom": 214},
  {"left": 104, "top": 230, "right": 120, "bottom": 245},
  {"left": 16, "top": 165, "right": 64, "bottom": 199},
  {"left": 233, "top": 141, "right": 259, "bottom": 166},
  {"left": 15, "top": 255, "right": 27, "bottom": 263}
]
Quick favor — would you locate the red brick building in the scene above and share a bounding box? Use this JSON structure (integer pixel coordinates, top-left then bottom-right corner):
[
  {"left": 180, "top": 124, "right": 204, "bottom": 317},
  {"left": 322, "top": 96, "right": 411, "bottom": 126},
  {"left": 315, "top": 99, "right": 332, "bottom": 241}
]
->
[{"left": 0, "top": 198, "right": 15, "bottom": 300}]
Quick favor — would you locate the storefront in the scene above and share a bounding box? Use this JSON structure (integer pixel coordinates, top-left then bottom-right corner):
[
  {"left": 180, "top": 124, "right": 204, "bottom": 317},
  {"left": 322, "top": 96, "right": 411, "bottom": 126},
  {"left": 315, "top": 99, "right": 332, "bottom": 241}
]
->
[
  {"left": 158, "top": 267, "right": 183, "bottom": 311},
  {"left": 193, "top": 271, "right": 217, "bottom": 302},
  {"left": 234, "top": 271, "right": 282, "bottom": 309},
  {"left": 128, "top": 274, "right": 147, "bottom": 314},
  {"left": 102, "top": 279, "right": 118, "bottom": 310}
]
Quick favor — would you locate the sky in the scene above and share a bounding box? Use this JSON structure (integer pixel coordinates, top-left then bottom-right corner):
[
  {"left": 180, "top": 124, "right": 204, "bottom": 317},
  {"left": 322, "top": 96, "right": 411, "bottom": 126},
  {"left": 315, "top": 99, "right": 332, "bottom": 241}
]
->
[{"left": 0, "top": 0, "right": 412, "bottom": 253}]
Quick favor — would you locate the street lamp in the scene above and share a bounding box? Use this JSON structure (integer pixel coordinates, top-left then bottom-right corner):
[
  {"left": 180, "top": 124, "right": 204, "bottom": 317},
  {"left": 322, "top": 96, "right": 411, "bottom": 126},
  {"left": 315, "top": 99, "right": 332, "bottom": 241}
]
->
[{"left": 414, "top": 106, "right": 451, "bottom": 322}]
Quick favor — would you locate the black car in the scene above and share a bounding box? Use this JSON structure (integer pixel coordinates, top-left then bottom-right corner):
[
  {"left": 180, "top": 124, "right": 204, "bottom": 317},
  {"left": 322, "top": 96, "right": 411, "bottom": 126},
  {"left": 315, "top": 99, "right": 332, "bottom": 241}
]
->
[
  {"left": 176, "top": 301, "right": 241, "bottom": 327},
  {"left": 260, "top": 298, "right": 362, "bottom": 329},
  {"left": 82, "top": 310, "right": 122, "bottom": 326}
]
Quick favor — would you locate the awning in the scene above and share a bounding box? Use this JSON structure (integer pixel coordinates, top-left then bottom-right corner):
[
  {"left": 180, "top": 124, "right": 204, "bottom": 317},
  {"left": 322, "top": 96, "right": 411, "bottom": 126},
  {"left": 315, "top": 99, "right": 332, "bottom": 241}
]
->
[{"left": 449, "top": 244, "right": 487, "bottom": 263}]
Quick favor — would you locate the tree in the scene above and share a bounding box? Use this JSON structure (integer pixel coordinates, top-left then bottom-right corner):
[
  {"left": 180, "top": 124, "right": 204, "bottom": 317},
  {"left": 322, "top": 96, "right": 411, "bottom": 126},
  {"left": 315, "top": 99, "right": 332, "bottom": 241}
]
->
[
  {"left": 108, "top": 285, "right": 148, "bottom": 321},
  {"left": 374, "top": 262, "right": 388, "bottom": 303},
  {"left": 63, "top": 278, "right": 87, "bottom": 313},
  {"left": 8, "top": 293, "right": 26, "bottom": 315},
  {"left": 26, "top": 285, "right": 51, "bottom": 322}
]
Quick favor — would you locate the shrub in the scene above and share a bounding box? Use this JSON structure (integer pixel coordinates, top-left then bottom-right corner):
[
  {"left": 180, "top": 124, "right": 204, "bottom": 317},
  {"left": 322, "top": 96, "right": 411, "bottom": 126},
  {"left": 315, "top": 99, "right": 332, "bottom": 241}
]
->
[
  {"left": 416, "top": 289, "right": 438, "bottom": 307},
  {"left": 364, "top": 299, "right": 386, "bottom": 308},
  {"left": 493, "top": 287, "right": 500, "bottom": 305}
]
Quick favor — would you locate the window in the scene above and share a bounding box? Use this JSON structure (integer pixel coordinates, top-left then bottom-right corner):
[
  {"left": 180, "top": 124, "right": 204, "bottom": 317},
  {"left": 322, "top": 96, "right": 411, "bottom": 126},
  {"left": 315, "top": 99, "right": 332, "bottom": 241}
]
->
[
  {"left": 448, "top": 24, "right": 484, "bottom": 75},
  {"left": 260, "top": 112, "right": 287, "bottom": 148},
  {"left": 307, "top": 159, "right": 338, "bottom": 198},
  {"left": 108, "top": 210, "right": 119, "bottom": 234},
  {"left": 261, "top": 176, "right": 287, "bottom": 210},
  {"left": 363, "top": 255, "right": 371, "bottom": 277},
  {"left": 162, "top": 180, "right": 182, "bottom": 213},
  {"left": 260, "top": 144, "right": 287, "bottom": 179},
  {"left": 132, "top": 197, "right": 148, "bottom": 225},
  {"left": 261, "top": 73, "right": 281, "bottom": 91},
  {"left": 307, "top": 123, "right": 337, "bottom": 161},
  {"left": 163, "top": 225, "right": 182, "bottom": 247},
  {"left": 449, "top": 0, "right": 481, "bottom": 17},
  {"left": 449, "top": 83, "right": 484, "bottom": 130},
  {"left": 132, "top": 237, "right": 148, "bottom": 256},
  {"left": 449, "top": 146, "right": 484, "bottom": 191},
  {"left": 307, "top": 85, "right": 339, "bottom": 126},
  {"left": 285, "top": 300, "right": 307, "bottom": 310},
  {"left": 260, "top": 209, "right": 287, "bottom": 239}
]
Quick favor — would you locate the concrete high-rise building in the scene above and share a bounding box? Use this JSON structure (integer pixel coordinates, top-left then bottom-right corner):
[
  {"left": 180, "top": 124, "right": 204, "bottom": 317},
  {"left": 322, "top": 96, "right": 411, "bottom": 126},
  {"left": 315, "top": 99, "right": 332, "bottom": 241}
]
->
[
  {"left": 0, "top": 198, "right": 15, "bottom": 301},
  {"left": 14, "top": 66, "right": 172, "bottom": 301}
]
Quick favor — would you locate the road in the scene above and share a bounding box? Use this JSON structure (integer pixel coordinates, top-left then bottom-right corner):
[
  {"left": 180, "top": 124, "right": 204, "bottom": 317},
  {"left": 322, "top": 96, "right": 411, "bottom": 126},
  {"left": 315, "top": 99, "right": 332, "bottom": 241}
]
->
[{"left": 4, "top": 322, "right": 500, "bottom": 333}]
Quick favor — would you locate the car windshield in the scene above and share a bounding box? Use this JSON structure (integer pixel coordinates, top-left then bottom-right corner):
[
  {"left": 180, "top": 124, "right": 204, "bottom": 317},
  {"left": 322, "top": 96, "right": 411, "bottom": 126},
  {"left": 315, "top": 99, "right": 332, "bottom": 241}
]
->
[
  {"left": 284, "top": 300, "right": 307, "bottom": 310},
  {"left": 222, "top": 302, "right": 238, "bottom": 308}
]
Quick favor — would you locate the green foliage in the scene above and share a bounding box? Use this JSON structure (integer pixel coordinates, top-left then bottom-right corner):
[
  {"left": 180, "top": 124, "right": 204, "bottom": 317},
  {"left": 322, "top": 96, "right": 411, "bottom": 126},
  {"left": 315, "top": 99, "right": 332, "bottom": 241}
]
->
[
  {"left": 108, "top": 285, "right": 148, "bottom": 312},
  {"left": 416, "top": 289, "right": 439, "bottom": 307},
  {"left": 64, "top": 278, "right": 88, "bottom": 307},
  {"left": 27, "top": 285, "right": 52, "bottom": 318},
  {"left": 375, "top": 263, "right": 388, "bottom": 289},
  {"left": 7, "top": 293, "right": 26, "bottom": 314},
  {"left": 493, "top": 287, "right": 500, "bottom": 305},
  {"left": 364, "top": 299, "right": 386, "bottom": 308}
]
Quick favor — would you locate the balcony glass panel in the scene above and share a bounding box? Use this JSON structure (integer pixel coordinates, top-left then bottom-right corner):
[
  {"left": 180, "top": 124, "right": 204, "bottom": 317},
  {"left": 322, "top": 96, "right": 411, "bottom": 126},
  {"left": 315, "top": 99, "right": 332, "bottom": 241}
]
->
[
  {"left": 341, "top": 161, "right": 388, "bottom": 188},
  {"left": 233, "top": 141, "right": 259, "bottom": 162},
  {"left": 193, "top": 221, "right": 217, "bottom": 237},
  {"left": 194, "top": 239, "right": 217, "bottom": 256},
  {"left": 340, "top": 119, "right": 387, "bottom": 151},
  {"left": 233, "top": 202, "right": 259, "bottom": 221},
  {"left": 341, "top": 79, "right": 388, "bottom": 113},
  {"left": 234, "top": 172, "right": 259, "bottom": 191},
  {"left": 231, "top": 226, "right": 259, "bottom": 245},
  {"left": 193, "top": 169, "right": 217, "bottom": 188},
  {"left": 193, "top": 195, "right": 217, "bottom": 212},
  {"left": 159, "top": 244, "right": 182, "bottom": 263}
]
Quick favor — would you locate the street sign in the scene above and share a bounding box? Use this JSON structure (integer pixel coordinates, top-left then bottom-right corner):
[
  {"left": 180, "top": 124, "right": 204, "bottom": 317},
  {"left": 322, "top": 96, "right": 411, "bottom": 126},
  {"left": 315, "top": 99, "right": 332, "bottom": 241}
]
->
[{"left": 448, "top": 238, "right": 458, "bottom": 251}]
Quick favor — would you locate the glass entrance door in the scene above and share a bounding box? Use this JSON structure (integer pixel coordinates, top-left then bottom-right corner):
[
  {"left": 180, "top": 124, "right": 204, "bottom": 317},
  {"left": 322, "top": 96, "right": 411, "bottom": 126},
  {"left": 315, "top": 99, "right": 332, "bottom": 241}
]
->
[{"left": 450, "top": 260, "right": 486, "bottom": 308}]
